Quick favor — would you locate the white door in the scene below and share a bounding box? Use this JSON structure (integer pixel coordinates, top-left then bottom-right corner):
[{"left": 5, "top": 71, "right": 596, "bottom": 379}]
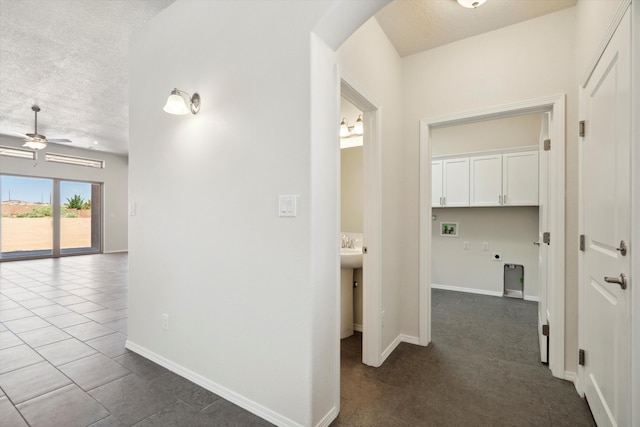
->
[
  {"left": 470, "top": 154, "right": 502, "bottom": 207},
  {"left": 502, "top": 151, "right": 538, "bottom": 206},
  {"left": 442, "top": 158, "right": 469, "bottom": 207},
  {"left": 580, "top": 9, "right": 631, "bottom": 427},
  {"left": 537, "top": 113, "right": 550, "bottom": 364},
  {"left": 432, "top": 160, "right": 443, "bottom": 207}
]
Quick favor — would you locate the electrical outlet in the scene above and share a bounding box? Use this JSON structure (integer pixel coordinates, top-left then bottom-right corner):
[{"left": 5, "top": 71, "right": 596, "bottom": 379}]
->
[
  {"left": 492, "top": 252, "right": 503, "bottom": 261},
  {"left": 482, "top": 242, "right": 489, "bottom": 251},
  {"left": 162, "top": 313, "right": 169, "bottom": 331},
  {"left": 463, "top": 241, "right": 470, "bottom": 250}
]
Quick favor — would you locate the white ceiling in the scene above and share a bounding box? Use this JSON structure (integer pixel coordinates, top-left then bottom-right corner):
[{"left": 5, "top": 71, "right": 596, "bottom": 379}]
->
[
  {"left": 375, "top": 0, "right": 577, "bottom": 57},
  {"left": 0, "top": 0, "right": 576, "bottom": 155}
]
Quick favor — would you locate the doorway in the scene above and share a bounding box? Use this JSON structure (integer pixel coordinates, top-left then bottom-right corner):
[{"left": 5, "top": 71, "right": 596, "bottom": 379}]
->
[
  {"left": 339, "top": 73, "right": 382, "bottom": 367},
  {"left": 0, "top": 174, "right": 102, "bottom": 260},
  {"left": 418, "top": 94, "right": 567, "bottom": 378}
]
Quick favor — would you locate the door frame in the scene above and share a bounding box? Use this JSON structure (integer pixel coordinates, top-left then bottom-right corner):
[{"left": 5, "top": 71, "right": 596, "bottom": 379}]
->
[
  {"left": 576, "top": 1, "right": 638, "bottom": 422},
  {"left": 339, "top": 70, "right": 383, "bottom": 367},
  {"left": 418, "top": 94, "right": 567, "bottom": 378}
]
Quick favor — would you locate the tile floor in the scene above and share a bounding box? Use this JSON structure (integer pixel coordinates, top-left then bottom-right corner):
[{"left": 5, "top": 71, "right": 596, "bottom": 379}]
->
[
  {"left": 0, "top": 254, "right": 270, "bottom": 427},
  {"left": 1, "top": 254, "right": 595, "bottom": 426}
]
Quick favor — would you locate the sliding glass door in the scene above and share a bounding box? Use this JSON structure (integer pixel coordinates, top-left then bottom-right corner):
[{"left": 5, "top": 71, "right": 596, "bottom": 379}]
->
[
  {"left": 0, "top": 176, "right": 54, "bottom": 257},
  {"left": 0, "top": 175, "right": 102, "bottom": 259},
  {"left": 60, "top": 181, "right": 101, "bottom": 254}
]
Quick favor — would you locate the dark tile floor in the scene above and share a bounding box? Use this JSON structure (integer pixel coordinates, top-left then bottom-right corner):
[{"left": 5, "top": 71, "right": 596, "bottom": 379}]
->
[
  {"left": 334, "top": 290, "right": 596, "bottom": 426},
  {"left": 0, "top": 254, "right": 270, "bottom": 427},
  {"left": 1, "top": 254, "right": 595, "bottom": 426}
]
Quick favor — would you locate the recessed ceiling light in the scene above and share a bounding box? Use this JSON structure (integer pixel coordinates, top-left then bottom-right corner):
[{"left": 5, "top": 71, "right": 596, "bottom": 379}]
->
[{"left": 457, "top": 0, "right": 487, "bottom": 8}]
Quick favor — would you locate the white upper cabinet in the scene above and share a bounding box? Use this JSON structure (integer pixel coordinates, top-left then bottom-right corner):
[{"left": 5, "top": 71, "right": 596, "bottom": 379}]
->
[
  {"left": 502, "top": 151, "right": 539, "bottom": 206},
  {"left": 433, "top": 149, "right": 539, "bottom": 208},
  {"left": 442, "top": 158, "right": 470, "bottom": 207},
  {"left": 470, "top": 154, "right": 502, "bottom": 206},
  {"left": 432, "top": 160, "right": 443, "bottom": 207}
]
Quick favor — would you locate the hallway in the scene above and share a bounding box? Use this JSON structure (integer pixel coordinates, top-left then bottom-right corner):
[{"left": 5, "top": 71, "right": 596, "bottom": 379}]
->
[{"left": 335, "top": 290, "right": 595, "bottom": 426}]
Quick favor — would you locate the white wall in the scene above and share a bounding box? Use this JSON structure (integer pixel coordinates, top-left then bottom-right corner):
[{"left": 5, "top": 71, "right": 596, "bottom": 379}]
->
[
  {"left": 340, "top": 146, "right": 363, "bottom": 233},
  {"left": 337, "top": 18, "right": 406, "bottom": 349},
  {"left": 432, "top": 207, "right": 539, "bottom": 299},
  {"left": 128, "top": 1, "right": 388, "bottom": 426},
  {"left": 431, "top": 113, "right": 542, "bottom": 156},
  {"left": 0, "top": 135, "right": 128, "bottom": 252},
  {"left": 401, "top": 8, "right": 578, "bottom": 370}
]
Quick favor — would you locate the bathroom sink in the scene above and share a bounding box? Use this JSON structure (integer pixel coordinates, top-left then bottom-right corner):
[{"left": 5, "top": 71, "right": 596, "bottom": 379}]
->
[{"left": 340, "top": 247, "right": 363, "bottom": 269}]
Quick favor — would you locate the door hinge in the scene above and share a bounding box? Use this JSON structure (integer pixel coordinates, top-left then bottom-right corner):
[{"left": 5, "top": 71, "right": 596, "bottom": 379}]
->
[
  {"left": 543, "top": 232, "right": 551, "bottom": 245},
  {"left": 579, "top": 235, "right": 585, "bottom": 251},
  {"left": 544, "top": 139, "right": 551, "bottom": 151},
  {"left": 578, "top": 349, "right": 585, "bottom": 366},
  {"left": 542, "top": 324, "right": 549, "bottom": 336},
  {"left": 579, "top": 120, "right": 586, "bottom": 137}
]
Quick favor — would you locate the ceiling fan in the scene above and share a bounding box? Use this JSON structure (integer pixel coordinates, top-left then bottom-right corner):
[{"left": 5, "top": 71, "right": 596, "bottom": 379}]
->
[{"left": 16, "top": 105, "right": 72, "bottom": 150}]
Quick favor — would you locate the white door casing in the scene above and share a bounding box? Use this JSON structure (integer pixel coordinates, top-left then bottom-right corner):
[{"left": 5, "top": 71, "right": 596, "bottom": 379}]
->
[
  {"left": 419, "top": 94, "right": 566, "bottom": 379},
  {"left": 579, "top": 8, "right": 631, "bottom": 427},
  {"left": 538, "top": 112, "right": 551, "bottom": 364}
]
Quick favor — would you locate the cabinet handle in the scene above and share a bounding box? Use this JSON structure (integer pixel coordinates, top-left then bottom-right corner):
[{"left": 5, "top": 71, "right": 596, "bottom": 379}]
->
[
  {"left": 443, "top": 197, "right": 446, "bottom": 206},
  {"left": 499, "top": 195, "right": 502, "bottom": 205},
  {"left": 503, "top": 194, "right": 507, "bottom": 204}
]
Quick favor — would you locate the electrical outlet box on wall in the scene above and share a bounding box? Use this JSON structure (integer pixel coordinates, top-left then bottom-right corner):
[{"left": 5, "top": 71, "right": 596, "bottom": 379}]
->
[{"left": 492, "top": 252, "right": 503, "bottom": 261}]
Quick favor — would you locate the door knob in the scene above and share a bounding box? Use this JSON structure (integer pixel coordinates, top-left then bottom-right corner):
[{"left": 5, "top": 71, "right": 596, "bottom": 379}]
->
[
  {"left": 616, "top": 240, "right": 628, "bottom": 256},
  {"left": 604, "top": 273, "right": 627, "bottom": 290}
]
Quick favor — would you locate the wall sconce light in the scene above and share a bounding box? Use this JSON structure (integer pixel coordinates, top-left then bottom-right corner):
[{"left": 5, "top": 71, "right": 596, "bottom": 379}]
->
[
  {"left": 456, "top": 0, "right": 487, "bottom": 8},
  {"left": 339, "top": 114, "right": 364, "bottom": 138},
  {"left": 163, "top": 88, "right": 201, "bottom": 115}
]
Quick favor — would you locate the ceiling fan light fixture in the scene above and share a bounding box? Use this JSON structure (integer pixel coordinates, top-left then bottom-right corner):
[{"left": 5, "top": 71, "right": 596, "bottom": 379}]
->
[
  {"left": 457, "top": 0, "right": 487, "bottom": 8},
  {"left": 164, "top": 88, "right": 201, "bottom": 115},
  {"left": 23, "top": 139, "right": 47, "bottom": 150}
]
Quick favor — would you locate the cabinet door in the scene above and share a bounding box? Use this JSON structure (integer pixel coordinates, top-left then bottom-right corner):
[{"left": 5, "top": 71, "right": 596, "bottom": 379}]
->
[
  {"left": 503, "top": 151, "right": 539, "bottom": 205},
  {"left": 432, "top": 160, "right": 443, "bottom": 207},
  {"left": 470, "top": 154, "right": 502, "bottom": 206},
  {"left": 443, "top": 158, "right": 469, "bottom": 207}
]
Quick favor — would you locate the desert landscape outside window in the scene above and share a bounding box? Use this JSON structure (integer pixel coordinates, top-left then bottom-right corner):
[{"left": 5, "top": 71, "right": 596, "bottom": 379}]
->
[{"left": 0, "top": 175, "right": 101, "bottom": 259}]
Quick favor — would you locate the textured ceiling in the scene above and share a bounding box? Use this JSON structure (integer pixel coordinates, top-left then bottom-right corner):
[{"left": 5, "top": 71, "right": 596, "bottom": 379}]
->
[
  {"left": 375, "top": 0, "right": 577, "bottom": 57},
  {"left": 0, "top": 0, "right": 175, "bottom": 155},
  {"left": 0, "top": 0, "right": 576, "bottom": 155}
]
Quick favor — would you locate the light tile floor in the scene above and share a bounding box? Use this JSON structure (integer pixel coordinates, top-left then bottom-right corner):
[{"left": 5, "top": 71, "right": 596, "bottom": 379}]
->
[{"left": 0, "top": 254, "right": 271, "bottom": 427}]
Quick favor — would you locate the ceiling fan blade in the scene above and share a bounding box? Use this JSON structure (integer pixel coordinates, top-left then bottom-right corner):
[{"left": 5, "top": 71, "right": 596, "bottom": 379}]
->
[{"left": 47, "top": 139, "right": 72, "bottom": 143}]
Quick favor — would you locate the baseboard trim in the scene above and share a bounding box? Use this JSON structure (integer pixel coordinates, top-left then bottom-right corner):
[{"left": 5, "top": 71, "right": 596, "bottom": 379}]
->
[
  {"left": 315, "top": 407, "right": 338, "bottom": 427},
  {"left": 380, "top": 334, "right": 421, "bottom": 364},
  {"left": 353, "top": 323, "right": 362, "bottom": 332},
  {"left": 125, "top": 340, "right": 303, "bottom": 427},
  {"left": 103, "top": 249, "right": 128, "bottom": 254},
  {"left": 432, "top": 283, "right": 540, "bottom": 302},
  {"left": 431, "top": 283, "right": 502, "bottom": 297}
]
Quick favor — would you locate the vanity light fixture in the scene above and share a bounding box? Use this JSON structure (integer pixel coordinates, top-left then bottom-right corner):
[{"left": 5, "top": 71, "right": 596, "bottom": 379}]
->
[
  {"left": 163, "top": 88, "right": 201, "bottom": 115},
  {"left": 457, "top": 0, "right": 487, "bottom": 8},
  {"left": 339, "top": 114, "right": 364, "bottom": 138},
  {"left": 339, "top": 117, "right": 351, "bottom": 138}
]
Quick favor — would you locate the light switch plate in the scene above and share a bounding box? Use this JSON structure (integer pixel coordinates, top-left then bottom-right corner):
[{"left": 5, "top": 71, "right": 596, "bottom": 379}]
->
[{"left": 279, "top": 195, "right": 297, "bottom": 217}]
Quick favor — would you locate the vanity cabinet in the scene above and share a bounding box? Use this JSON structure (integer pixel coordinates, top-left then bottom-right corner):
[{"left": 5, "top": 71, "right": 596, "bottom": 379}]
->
[
  {"left": 432, "top": 158, "right": 470, "bottom": 207},
  {"left": 434, "top": 149, "right": 538, "bottom": 208}
]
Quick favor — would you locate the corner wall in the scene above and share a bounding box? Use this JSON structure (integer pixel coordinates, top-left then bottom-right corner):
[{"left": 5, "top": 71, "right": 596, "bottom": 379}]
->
[{"left": 0, "top": 135, "right": 128, "bottom": 253}]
